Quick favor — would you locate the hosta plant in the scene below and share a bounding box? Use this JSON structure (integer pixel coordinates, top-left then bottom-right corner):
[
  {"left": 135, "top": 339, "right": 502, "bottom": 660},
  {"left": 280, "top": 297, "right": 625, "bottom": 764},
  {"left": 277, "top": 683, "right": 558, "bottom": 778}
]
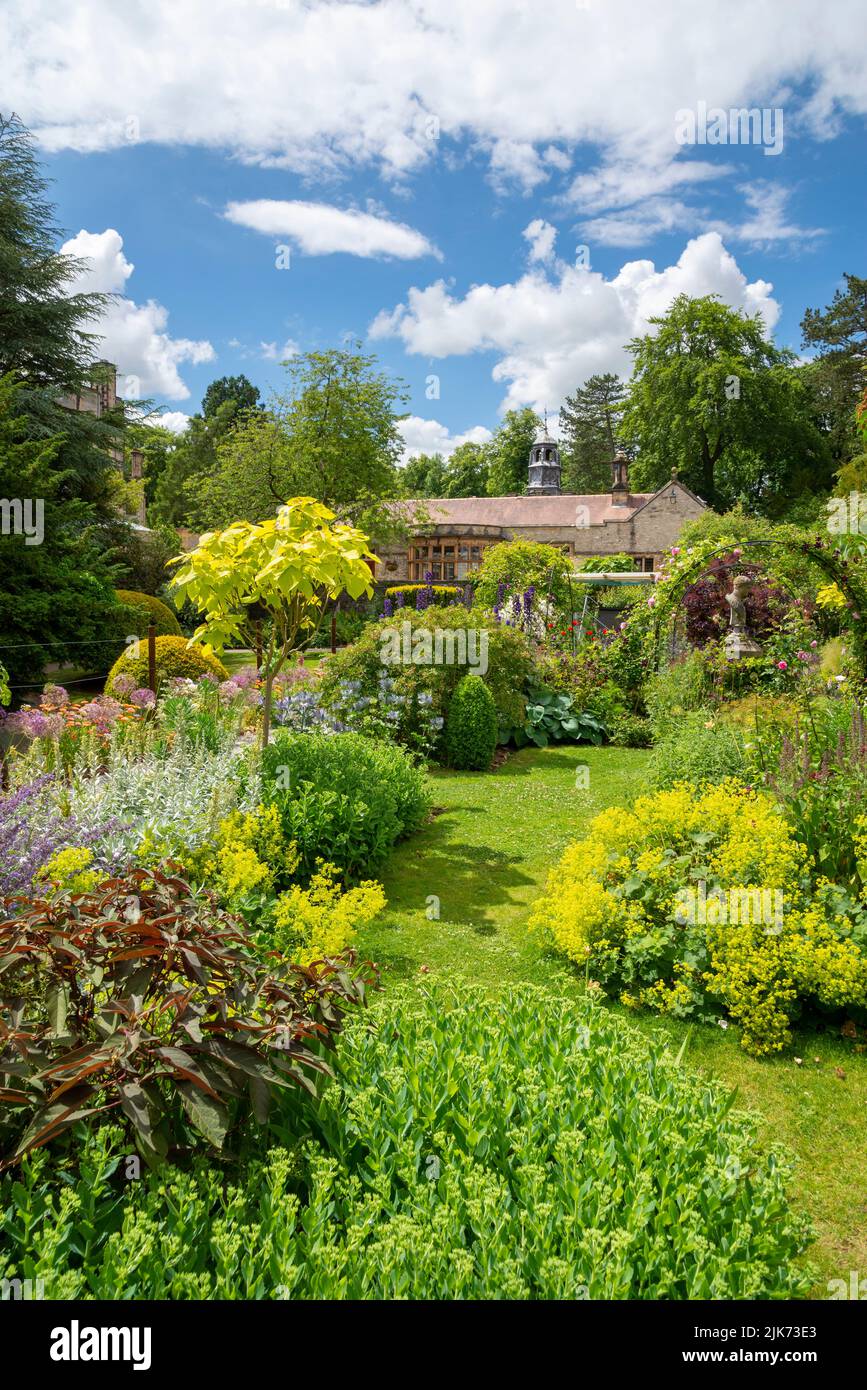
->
[
  {"left": 0, "top": 868, "right": 373, "bottom": 1169},
  {"left": 510, "top": 684, "right": 606, "bottom": 749}
]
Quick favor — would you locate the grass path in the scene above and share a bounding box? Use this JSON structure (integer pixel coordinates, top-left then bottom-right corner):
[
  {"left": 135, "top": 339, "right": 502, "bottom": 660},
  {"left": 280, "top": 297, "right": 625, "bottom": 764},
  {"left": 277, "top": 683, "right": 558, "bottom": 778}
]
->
[{"left": 358, "top": 745, "right": 867, "bottom": 1295}]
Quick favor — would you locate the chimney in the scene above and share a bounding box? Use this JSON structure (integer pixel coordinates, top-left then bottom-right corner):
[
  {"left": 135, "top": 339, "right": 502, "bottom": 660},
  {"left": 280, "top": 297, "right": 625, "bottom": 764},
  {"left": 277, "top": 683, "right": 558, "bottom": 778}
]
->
[{"left": 610, "top": 449, "right": 630, "bottom": 505}]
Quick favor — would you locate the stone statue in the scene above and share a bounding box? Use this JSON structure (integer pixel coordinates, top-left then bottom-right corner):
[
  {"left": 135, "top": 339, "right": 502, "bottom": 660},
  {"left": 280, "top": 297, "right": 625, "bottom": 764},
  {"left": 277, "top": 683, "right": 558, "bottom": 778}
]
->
[
  {"left": 724, "top": 573, "right": 761, "bottom": 659},
  {"left": 725, "top": 573, "right": 752, "bottom": 630}
]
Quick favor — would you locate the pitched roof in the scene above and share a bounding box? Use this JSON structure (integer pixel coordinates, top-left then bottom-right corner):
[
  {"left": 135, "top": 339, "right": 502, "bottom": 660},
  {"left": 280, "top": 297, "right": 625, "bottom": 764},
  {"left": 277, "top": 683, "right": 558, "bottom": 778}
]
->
[{"left": 393, "top": 492, "right": 655, "bottom": 529}]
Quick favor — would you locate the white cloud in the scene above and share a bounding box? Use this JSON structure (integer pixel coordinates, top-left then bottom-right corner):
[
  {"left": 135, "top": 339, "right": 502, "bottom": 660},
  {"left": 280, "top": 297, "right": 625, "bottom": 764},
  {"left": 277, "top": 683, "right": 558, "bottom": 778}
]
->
[
  {"left": 581, "top": 199, "right": 706, "bottom": 248},
  {"left": 732, "top": 181, "right": 825, "bottom": 247},
  {"left": 372, "top": 232, "right": 779, "bottom": 418},
  {"left": 223, "top": 199, "right": 441, "bottom": 260},
  {"left": 259, "top": 338, "right": 299, "bottom": 361},
  {"left": 62, "top": 229, "right": 214, "bottom": 400},
  {"left": 398, "top": 415, "right": 493, "bottom": 463},
  {"left": 154, "top": 410, "right": 192, "bottom": 434},
  {"left": 5, "top": 0, "right": 866, "bottom": 200},
  {"left": 566, "top": 159, "right": 732, "bottom": 214},
  {"left": 523, "top": 218, "right": 558, "bottom": 265}
]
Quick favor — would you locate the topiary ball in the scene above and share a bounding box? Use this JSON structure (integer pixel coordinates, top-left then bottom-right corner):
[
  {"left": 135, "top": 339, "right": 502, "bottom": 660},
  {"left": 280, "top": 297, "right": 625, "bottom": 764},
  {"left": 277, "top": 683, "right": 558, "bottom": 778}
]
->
[
  {"left": 115, "top": 590, "right": 182, "bottom": 639},
  {"left": 105, "top": 635, "right": 228, "bottom": 696},
  {"left": 445, "top": 673, "right": 498, "bottom": 771}
]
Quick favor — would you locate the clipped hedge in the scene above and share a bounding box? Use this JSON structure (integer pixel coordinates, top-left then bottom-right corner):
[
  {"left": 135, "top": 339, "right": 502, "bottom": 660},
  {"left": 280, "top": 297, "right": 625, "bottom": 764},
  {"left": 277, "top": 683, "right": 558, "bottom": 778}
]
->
[
  {"left": 446, "top": 673, "right": 497, "bottom": 770},
  {"left": 115, "top": 589, "right": 182, "bottom": 638},
  {"left": 105, "top": 634, "right": 228, "bottom": 696},
  {"left": 385, "top": 584, "right": 464, "bottom": 605}
]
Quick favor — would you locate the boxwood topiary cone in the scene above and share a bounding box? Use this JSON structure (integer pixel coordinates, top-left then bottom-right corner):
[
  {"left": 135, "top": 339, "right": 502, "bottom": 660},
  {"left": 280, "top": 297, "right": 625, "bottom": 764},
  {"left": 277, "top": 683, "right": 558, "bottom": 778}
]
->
[{"left": 445, "top": 673, "right": 498, "bottom": 771}]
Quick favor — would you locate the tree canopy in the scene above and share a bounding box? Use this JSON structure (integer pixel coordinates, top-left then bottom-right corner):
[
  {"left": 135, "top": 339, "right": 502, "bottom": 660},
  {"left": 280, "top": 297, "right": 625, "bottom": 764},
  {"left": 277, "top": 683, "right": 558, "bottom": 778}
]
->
[{"left": 621, "top": 294, "right": 831, "bottom": 513}]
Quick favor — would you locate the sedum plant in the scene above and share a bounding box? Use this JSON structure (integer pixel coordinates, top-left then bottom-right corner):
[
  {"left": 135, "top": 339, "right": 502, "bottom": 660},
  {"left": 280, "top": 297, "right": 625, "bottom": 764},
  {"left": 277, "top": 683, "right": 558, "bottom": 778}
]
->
[{"left": 0, "top": 987, "right": 813, "bottom": 1299}]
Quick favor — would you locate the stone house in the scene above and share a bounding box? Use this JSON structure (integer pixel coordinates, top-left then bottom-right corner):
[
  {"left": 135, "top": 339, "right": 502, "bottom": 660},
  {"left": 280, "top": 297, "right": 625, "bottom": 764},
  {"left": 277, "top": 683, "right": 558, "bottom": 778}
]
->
[{"left": 375, "top": 426, "right": 707, "bottom": 583}]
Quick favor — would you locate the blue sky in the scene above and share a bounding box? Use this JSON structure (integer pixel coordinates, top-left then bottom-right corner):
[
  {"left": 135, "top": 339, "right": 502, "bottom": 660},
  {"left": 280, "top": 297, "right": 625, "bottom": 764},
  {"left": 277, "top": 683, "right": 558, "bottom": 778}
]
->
[{"left": 6, "top": 0, "right": 866, "bottom": 458}]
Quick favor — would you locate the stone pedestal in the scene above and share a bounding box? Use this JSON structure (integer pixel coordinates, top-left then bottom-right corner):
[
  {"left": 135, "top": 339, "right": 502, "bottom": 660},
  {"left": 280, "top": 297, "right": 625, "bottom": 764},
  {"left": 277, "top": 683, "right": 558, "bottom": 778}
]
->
[{"left": 724, "top": 629, "right": 762, "bottom": 661}]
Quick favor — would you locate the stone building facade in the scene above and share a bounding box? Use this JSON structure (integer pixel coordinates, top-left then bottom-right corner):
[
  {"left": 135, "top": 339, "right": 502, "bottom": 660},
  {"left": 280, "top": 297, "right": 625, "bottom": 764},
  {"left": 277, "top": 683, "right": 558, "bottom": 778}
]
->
[
  {"left": 58, "top": 360, "right": 147, "bottom": 526},
  {"left": 375, "top": 427, "right": 707, "bottom": 583}
]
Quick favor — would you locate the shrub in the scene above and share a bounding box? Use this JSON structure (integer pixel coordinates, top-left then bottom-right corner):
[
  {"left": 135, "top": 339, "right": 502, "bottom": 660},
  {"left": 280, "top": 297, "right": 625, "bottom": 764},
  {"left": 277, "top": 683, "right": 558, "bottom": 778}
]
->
[
  {"left": 0, "top": 867, "right": 371, "bottom": 1169},
  {"left": 319, "top": 605, "right": 534, "bottom": 749},
  {"left": 529, "top": 780, "right": 867, "bottom": 1055},
  {"left": 608, "top": 711, "right": 653, "bottom": 748},
  {"left": 262, "top": 732, "right": 430, "bottom": 883},
  {"left": 268, "top": 863, "right": 386, "bottom": 965},
  {"left": 647, "top": 709, "right": 747, "bottom": 789},
  {"left": 0, "top": 987, "right": 812, "bottom": 1297},
  {"left": 471, "top": 540, "right": 572, "bottom": 617},
  {"left": 445, "top": 674, "right": 497, "bottom": 770},
  {"left": 505, "top": 683, "right": 606, "bottom": 749},
  {"left": 105, "top": 635, "right": 228, "bottom": 697},
  {"left": 114, "top": 589, "right": 182, "bottom": 639}
]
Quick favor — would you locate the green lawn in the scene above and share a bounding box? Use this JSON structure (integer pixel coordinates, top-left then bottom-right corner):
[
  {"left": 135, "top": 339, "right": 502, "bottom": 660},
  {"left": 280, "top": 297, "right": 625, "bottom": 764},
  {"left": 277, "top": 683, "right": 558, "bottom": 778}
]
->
[{"left": 358, "top": 745, "right": 867, "bottom": 1295}]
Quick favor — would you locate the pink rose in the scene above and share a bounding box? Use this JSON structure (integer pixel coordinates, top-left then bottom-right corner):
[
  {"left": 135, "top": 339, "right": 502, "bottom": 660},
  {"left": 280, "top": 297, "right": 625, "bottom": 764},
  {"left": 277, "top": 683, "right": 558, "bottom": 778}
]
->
[{"left": 777, "top": 660, "right": 788, "bottom": 671}]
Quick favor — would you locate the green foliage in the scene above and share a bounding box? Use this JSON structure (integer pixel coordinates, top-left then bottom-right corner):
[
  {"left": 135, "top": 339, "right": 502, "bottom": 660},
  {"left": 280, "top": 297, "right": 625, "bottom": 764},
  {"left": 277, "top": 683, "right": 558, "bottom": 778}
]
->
[
  {"left": 485, "top": 407, "right": 539, "bottom": 496},
  {"left": 472, "top": 539, "right": 572, "bottom": 612},
  {"left": 0, "top": 376, "right": 130, "bottom": 687},
  {"left": 445, "top": 674, "right": 497, "bottom": 769},
  {"left": 202, "top": 373, "right": 261, "bottom": 421},
  {"left": 622, "top": 294, "right": 831, "bottom": 512},
  {"left": 0, "top": 867, "right": 371, "bottom": 1169},
  {"left": 559, "top": 372, "right": 626, "bottom": 492},
  {"left": 0, "top": 988, "right": 812, "bottom": 1298},
  {"left": 0, "top": 115, "right": 109, "bottom": 391},
  {"left": 192, "top": 348, "right": 407, "bottom": 538},
  {"left": 608, "top": 711, "right": 653, "bottom": 748},
  {"left": 801, "top": 273, "right": 867, "bottom": 468},
  {"left": 169, "top": 496, "right": 376, "bottom": 745},
  {"left": 114, "top": 590, "right": 182, "bottom": 639},
  {"left": 647, "top": 709, "right": 747, "bottom": 789},
  {"left": 319, "top": 605, "right": 535, "bottom": 741},
  {"left": 0, "top": 661, "right": 9, "bottom": 706},
  {"left": 262, "top": 731, "right": 431, "bottom": 884},
  {"left": 509, "top": 684, "right": 606, "bottom": 749},
  {"left": 109, "top": 522, "right": 181, "bottom": 597},
  {"left": 105, "top": 635, "right": 228, "bottom": 696}
]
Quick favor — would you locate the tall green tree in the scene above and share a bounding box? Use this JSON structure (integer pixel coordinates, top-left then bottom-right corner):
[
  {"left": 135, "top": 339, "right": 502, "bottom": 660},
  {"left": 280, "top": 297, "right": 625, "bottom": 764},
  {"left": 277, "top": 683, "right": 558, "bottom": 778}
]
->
[
  {"left": 622, "top": 294, "right": 830, "bottom": 512},
  {"left": 486, "top": 408, "right": 539, "bottom": 496},
  {"left": 801, "top": 273, "right": 867, "bottom": 466},
  {"left": 193, "top": 347, "right": 407, "bottom": 534},
  {"left": 202, "top": 373, "right": 261, "bottom": 422},
  {"left": 0, "top": 376, "right": 126, "bottom": 688},
  {"left": 401, "top": 451, "right": 447, "bottom": 497},
  {"left": 149, "top": 404, "right": 239, "bottom": 528},
  {"left": 443, "top": 441, "right": 490, "bottom": 497},
  {"left": 0, "top": 113, "right": 127, "bottom": 514},
  {"left": 559, "top": 373, "right": 626, "bottom": 493}
]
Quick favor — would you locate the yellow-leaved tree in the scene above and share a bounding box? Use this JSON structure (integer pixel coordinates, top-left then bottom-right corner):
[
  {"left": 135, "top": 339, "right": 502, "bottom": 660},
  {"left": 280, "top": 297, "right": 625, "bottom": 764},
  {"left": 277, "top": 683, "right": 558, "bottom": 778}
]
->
[{"left": 169, "top": 497, "right": 377, "bottom": 746}]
